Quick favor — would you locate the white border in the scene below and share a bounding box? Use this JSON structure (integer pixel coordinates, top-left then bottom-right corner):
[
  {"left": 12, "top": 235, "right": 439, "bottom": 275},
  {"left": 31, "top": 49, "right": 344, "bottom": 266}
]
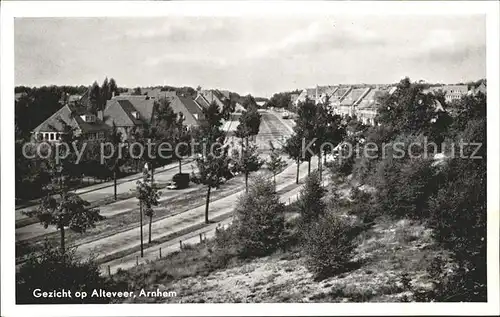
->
[{"left": 1, "top": 1, "right": 499, "bottom": 316}]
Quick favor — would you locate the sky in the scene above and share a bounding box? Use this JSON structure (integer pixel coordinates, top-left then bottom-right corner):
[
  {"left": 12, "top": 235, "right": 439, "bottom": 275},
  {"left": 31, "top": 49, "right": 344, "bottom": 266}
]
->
[{"left": 15, "top": 15, "right": 486, "bottom": 97}]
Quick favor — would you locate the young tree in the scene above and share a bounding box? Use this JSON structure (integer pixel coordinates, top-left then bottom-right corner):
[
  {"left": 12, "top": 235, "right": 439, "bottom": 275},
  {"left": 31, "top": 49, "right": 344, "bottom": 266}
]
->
[
  {"left": 102, "top": 122, "right": 126, "bottom": 200},
  {"left": 304, "top": 213, "right": 362, "bottom": 279},
  {"left": 191, "top": 101, "right": 231, "bottom": 223},
  {"left": 283, "top": 133, "right": 302, "bottom": 184},
  {"left": 295, "top": 98, "right": 319, "bottom": 176},
  {"left": 299, "top": 171, "right": 326, "bottom": 225},
  {"left": 25, "top": 191, "right": 103, "bottom": 253},
  {"left": 193, "top": 147, "right": 231, "bottom": 224},
  {"left": 231, "top": 141, "right": 264, "bottom": 192},
  {"left": 266, "top": 141, "right": 287, "bottom": 186},
  {"left": 233, "top": 175, "right": 285, "bottom": 257},
  {"left": 136, "top": 169, "right": 161, "bottom": 246},
  {"left": 171, "top": 113, "right": 191, "bottom": 173}
]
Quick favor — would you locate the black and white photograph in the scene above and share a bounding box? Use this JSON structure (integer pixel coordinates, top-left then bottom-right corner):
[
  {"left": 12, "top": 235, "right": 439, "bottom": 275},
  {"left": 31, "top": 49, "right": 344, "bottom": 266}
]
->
[{"left": 1, "top": 1, "right": 499, "bottom": 316}]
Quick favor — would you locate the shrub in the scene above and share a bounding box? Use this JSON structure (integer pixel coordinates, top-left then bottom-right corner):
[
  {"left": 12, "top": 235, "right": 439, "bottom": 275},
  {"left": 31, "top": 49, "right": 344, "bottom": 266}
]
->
[
  {"left": 304, "top": 213, "right": 363, "bottom": 280},
  {"left": 16, "top": 242, "right": 119, "bottom": 304},
  {"left": 347, "top": 187, "right": 379, "bottom": 224},
  {"left": 233, "top": 176, "right": 286, "bottom": 258}
]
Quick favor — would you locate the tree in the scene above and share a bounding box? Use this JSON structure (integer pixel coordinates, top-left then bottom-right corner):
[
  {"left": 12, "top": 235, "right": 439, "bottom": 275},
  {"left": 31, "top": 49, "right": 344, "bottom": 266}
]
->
[
  {"left": 171, "top": 113, "right": 191, "bottom": 173},
  {"left": 231, "top": 141, "right": 264, "bottom": 192},
  {"left": 232, "top": 103, "right": 263, "bottom": 192},
  {"left": 298, "top": 171, "right": 326, "bottom": 225},
  {"left": 103, "top": 122, "right": 126, "bottom": 200},
  {"left": 191, "top": 100, "right": 231, "bottom": 223},
  {"left": 109, "top": 78, "right": 118, "bottom": 97},
  {"left": 283, "top": 133, "right": 302, "bottom": 184},
  {"left": 233, "top": 175, "right": 285, "bottom": 257},
  {"left": 266, "top": 141, "right": 287, "bottom": 186},
  {"left": 132, "top": 87, "right": 142, "bottom": 96},
  {"left": 267, "top": 92, "right": 292, "bottom": 109},
  {"left": 136, "top": 169, "right": 161, "bottom": 246},
  {"left": 101, "top": 77, "right": 110, "bottom": 107},
  {"left": 294, "top": 98, "right": 319, "bottom": 175},
  {"left": 88, "top": 81, "right": 101, "bottom": 114},
  {"left": 192, "top": 147, "right": 231, "bottom": 224},
  {"left": 25, "top": 191, "right": 103, "bottom": 253}
]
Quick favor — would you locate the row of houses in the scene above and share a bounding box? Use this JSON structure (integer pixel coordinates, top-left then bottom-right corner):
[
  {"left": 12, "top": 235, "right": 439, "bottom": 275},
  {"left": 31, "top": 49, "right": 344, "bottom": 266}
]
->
[
  {"left": 291, "top": 82, "right": 486, "bottom": 126},
  {"left": 32, "top": 88, "right": 231, "bottom": 142}
]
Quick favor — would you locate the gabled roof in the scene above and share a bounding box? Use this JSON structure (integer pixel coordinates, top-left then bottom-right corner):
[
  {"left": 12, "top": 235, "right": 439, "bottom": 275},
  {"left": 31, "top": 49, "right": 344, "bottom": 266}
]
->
[
  {"left": 170, "top": 95, "right": 205, "bottom": 127},
  {"left": 194, "top": 94, "right": 210, "bottom": 109},
  {"left": 33, "top": 104, "right": 110, "bottom": 133},
  {"left": 200, "top": 90, "right": 225, "bottom": 109},
  {"left": 340, "top": 88, "right": 368, "bottom": 106},
  {"left": 218, "top": 90, "right": 231, "bottom": 99},
  {"left": 104, "top": 99, "right": 138, "bottom": 127},
  {"left": 356, "top": 88, "right": 387, "bottom": 110},
  {"left": 112, "top": 95, "right": 155, "bottom": 124}
]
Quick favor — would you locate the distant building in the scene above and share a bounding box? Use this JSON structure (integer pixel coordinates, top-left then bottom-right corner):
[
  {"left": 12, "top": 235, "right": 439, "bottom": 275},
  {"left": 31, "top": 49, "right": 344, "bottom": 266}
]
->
[
  {"left": 32, "top": 105, "right": 110, "bottom": 142},
  {"left": 103, "top": 95, "right": 156, "bottom": 140},
  {"left": 329, "top": 86, "right": 352, "bottom": 110},
  {"left": 290, "top": 93, "right": 299, "bottom": 107},
  {"left": 256, "top": 101, "right": 267, "bottom": 108},
  {"left": 169, "top": 95, "right": 206, "bottom": 128},
  {"left": 355, "top": 88, "right": 389, "bottom": 125},
  {"left": 336, "top": 87, "right": 371, "bottom": 118},
  {"left": 424, "top": 84, "right": 469, "bottom": 103},
  {"left": 200, "top": 89, "right": 227, "bottom": 110}
]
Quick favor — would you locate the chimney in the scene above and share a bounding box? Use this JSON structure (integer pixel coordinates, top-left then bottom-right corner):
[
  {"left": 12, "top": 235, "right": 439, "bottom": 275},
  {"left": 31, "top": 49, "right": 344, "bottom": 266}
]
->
[{"left": 97, "top": 110, "right": 104, "bottom": 121}]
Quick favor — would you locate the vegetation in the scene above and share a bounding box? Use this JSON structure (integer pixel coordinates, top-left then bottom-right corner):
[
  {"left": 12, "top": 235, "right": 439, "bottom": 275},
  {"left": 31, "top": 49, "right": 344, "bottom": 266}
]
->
[
  {"left": 266, "top": 141, "right": 288, "bottom": 186},
  {"left": 232, "top": 176, "right": 286, "bottom": 257},
  {"left": 304, "top": 213, "right": 362, "bottom": 280},
  {"left": 192, "top": 101, "right": 231, "bottom": 224},
  {"left": 135, "top": 169, "right": 161, "bottom": 246},
  {"left": 16, "top": 243, "right": 119, "bottom": 304},
  {"left": 298, "top": 172, "right": 326, "bottom": 225}
]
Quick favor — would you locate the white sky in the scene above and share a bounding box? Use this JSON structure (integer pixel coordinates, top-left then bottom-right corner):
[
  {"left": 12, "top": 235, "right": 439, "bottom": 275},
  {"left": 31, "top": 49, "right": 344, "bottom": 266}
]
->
[{"left": 15, "top": 15, "right": 486, "bottom": 97}]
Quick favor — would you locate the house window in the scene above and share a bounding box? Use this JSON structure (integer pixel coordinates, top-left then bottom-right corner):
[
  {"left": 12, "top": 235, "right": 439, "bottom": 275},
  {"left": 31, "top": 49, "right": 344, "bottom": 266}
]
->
[
  {"left": 56, "top": 133, "right": 60, "bottom": 141},
  {"left": 49, "top": 133, "right": 54, "bottom": 141}
]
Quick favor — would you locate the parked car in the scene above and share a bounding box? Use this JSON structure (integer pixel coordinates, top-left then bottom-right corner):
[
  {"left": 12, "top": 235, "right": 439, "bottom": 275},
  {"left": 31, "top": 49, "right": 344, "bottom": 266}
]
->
[{"left": 167, "top": 173, "right": 190, "bottom": 190}]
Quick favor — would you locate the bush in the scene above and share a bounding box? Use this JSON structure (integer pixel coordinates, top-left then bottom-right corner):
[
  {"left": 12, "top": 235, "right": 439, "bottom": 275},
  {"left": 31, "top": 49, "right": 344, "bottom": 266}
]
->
[
  {"left": 298, "top": 171, "right": 326, "bottom": 224},
  {"left": 304, "top": 213, "right": 362, "bottom": 280},
  {"left": 233, "top": 176, "right": 286, "bottom": 258},
  {"left": 209, "top": 225, "right": 239, "bottom": 269},
  {"left": 16, "top": 243, "right": 120, "bottom": 304},
  {"left": 348, "top": 187, "right": 379, "bottom": 224}
]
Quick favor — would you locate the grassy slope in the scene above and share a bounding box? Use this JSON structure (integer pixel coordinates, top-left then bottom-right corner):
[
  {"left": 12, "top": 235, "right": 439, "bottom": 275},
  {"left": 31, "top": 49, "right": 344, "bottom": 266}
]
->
[{"left": 111, "top": 209, "right": 452, "bottom": 303}]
